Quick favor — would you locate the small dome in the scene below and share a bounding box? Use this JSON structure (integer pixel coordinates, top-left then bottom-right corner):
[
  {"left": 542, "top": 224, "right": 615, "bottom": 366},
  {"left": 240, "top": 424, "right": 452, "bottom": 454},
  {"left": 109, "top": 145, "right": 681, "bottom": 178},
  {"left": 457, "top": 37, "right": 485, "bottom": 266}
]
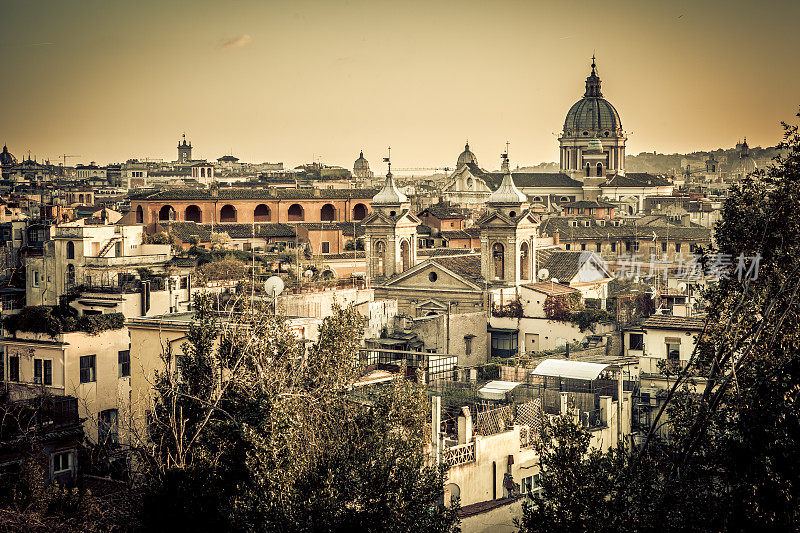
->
[
  {"left": 0, "top": 144, "right": 17, "bottom": 166},
  {"left": 488, "top": 171, "right": 527, "bottom": 205},
  {"left": 457, "top": 142, "right": 478, "bottom": 167},
  {"left": 586, "top": 136, "right": 603, "bottom": 152},
  {"left": 372, "top": 172, "right": 407, "bottom": 205},
  {"left": 354, "top": 150, "right": 370, "bottom": 171}
]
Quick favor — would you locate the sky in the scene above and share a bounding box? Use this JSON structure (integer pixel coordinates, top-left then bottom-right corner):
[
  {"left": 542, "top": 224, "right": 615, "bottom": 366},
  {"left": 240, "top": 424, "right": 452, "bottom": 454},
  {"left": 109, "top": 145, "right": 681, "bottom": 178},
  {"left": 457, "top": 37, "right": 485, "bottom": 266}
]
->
[{"left": 1, "top": 0, "right": 799, "bottom": 171}]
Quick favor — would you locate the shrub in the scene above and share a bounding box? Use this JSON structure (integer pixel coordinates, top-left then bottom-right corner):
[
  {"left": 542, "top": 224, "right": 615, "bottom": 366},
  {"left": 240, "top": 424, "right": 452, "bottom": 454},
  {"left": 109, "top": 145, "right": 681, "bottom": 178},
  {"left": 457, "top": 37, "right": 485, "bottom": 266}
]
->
[{"left": 3, "top": 307, "right": 125, "bottom": 337}]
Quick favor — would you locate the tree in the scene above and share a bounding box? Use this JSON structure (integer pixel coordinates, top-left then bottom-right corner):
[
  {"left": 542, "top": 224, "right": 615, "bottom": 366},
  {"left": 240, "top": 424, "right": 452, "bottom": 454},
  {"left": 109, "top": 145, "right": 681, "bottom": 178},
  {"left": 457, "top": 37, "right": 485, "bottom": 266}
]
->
[{"left": 136, "top": 294, "right": 459, "bottom": 532}]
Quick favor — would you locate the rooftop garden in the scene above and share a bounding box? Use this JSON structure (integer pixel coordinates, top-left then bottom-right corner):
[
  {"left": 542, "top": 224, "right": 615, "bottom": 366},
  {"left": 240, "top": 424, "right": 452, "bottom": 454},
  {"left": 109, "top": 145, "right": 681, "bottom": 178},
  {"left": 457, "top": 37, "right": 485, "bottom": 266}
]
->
[{"left": 3, "top": 306, "right": 125, "bottom": 337}]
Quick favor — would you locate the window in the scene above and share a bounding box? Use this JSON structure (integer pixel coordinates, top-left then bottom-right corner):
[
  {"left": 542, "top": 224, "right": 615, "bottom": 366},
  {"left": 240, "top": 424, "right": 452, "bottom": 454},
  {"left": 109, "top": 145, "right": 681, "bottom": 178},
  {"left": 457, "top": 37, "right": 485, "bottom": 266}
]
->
[
  {"left": 580, "top": 243, "right": 586, "bottom": 251},
  {"left": 98, "top": 409, "right": 119, "bottom": 444},
  {"left": 428, "top": 271, "right": 438, "bottom": 282},
  {"left": 611, "top": 242, "right": 617, "bottom": 252},
  {"left": 521, "top": 474, "right": 542, "bottom": 497},
  {"left": 32, "top": 270, "right": 40, "bottom": 287},
  {"left": 662, "top": 241, "right": 667, "bottom": 253},
  {"left": 66, "top": 241, "right": 75, "bottom": 259},
  {"left": 80, "top": 355, "right": 96, "bottom": 383},
  {"left": 180, "top": 276, "right": 188, "bottom": 289},
  {"left": 596, "top": 242, "right": 602, "bottom": 252},
  {"left": 321, "top": 241, "right": 330, "bottom": 254},
  {"left": 53, "top": 452, "right": 72, "bottom": 474},
  {"left": 118, "top": 350, "right": 130, "bottom": 378},
  {"left": 9, "top": 356, "right": 19, "bottom": 381},
  {"left": 465, "top": 336, "right": 472, "bottom": 356},
  {"left": 629, "top": 333, "right": 644, "bottom": 351},
  {"left": 491, "top": 331, "right": 518, "bottom": 358},
  {"left": 34, "top": 359, "right": 52, "bottom": 386},
  {"left": 675, "top": 242, "right": 681, "bottom": 253},
  {"left": 667, "top": 343, "right": 680, "bottom": 361},
  {"left": 565, "top": 244, "right": 571, "bottom": 250}
]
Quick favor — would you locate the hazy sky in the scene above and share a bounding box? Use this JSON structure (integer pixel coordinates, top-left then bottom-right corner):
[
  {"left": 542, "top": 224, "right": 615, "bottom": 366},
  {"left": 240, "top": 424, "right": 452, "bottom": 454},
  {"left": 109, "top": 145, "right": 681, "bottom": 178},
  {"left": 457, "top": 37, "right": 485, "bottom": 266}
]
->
[{"left": 2, "top": 0, "right": 799, "bottom": 170}]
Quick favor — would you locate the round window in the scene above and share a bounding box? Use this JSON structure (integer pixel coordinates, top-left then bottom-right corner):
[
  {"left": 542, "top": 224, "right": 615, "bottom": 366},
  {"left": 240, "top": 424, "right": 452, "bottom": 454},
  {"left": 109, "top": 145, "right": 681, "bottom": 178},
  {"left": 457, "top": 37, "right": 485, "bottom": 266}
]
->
[
  {"left": 428, "top": 272, "right": 438, "bottom": 282},
  {"left": 509, "top": 211, "right": 516, "bottom": 218}
]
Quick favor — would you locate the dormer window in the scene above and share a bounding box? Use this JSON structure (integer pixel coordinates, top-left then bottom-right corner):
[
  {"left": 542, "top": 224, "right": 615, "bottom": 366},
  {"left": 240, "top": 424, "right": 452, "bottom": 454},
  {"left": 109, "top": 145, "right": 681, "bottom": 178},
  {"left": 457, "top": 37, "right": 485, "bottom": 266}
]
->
[
  {"left": 584, "top": 221, "right": 590, "bottom": 227},
  {"left": 571, "top": 221, "right": 578, "bottom": 227}
]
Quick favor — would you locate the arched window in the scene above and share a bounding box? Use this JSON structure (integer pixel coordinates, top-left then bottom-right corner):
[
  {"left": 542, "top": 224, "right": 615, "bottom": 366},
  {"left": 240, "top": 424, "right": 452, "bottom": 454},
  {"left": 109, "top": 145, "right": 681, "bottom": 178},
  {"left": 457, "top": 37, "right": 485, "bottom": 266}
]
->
[
  {"left": 288, "top": 204, "right": 304, "bottom": 221},
  {"left": 374, "top": 241, "right": 385, "bottom": 277},
  {"left": 220, "top": 204, "right": 237, "bottom": 223},
  {"left": 400, "top": 240, "right": 410, "bottom": 272},
  {"left": 520, "top": 242, "right": 529, "bottom": 280},
  {"left": 597, "top": 163, "right": 603, "bottom": 176},
  {"left": 352, "top": 203, "right": 367, "bottom": 221},
  {"left": 254, "top": 204, "right": 270, "bottom": 222},
  {"left": 493, "top": 242, "right": 504, "bottom": 279},
  {"left": 66, "top": 241, "right": 75, "bottom": 260},
  {"left": 200, "top": 167, "right": 206, "bottom": 178},
  {"left": 466, "top": 177, "right": 473, "bottom": 189},
  {"left": 586, "top": 163, "right": 591, "bottom": 176},
  {"left": 135, "top": 205, "right": 144, "bottom": 224},
  {"left": 159, "top": 205, "right": 175, "bottom": 221},
  {"left": 185, "top": 205, "right": 202, "bottom": 223},
  {"left": 320, "top": 203, "right": 335, "bottom": 222},
  {"left": 66, "top": 264, "right": 75, "bottom": 288}
]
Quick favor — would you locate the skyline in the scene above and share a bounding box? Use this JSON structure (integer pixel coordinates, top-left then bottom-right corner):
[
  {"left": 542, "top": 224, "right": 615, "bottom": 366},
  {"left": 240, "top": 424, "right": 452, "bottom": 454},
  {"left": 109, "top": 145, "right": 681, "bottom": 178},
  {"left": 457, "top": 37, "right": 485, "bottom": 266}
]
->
[{"left": 2, "top": 0, "right": 799, "bottom": 169}]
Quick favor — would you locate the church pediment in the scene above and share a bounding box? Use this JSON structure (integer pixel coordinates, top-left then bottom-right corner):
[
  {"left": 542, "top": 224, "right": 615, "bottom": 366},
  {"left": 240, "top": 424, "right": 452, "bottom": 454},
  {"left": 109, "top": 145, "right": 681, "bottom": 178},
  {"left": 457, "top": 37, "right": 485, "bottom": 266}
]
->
[{"left": 383, "top": 258, "right": 482, "bottom": 291}]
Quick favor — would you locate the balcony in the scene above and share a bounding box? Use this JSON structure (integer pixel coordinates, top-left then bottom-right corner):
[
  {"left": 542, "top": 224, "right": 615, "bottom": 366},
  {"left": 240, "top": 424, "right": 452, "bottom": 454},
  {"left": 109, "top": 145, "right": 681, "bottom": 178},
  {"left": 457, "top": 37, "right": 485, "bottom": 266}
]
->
[{"left": 442, "top": 441, "right": 476, "bottom": 467}]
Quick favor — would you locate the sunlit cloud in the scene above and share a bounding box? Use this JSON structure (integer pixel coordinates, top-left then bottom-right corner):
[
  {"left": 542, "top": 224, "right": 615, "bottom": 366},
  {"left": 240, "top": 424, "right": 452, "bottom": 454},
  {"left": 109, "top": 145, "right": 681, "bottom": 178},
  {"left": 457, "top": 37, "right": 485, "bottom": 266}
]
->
[{"left": 220, "top": 34, "right": 252, "bottom": 51}]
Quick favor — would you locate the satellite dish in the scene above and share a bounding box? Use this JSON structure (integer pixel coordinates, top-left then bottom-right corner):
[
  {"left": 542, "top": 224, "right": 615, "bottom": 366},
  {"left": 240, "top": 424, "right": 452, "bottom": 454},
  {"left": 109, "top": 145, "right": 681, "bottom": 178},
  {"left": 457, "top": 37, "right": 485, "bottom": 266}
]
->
[
  {"left": 303, "top": 269, "right": 314, "bottom": 278},
  {"left": 677, "top": 282, "right": 687, "bottom": 293},
  {"left": 263, "top": 276, "right": 284, "bottom": 297},
  {"left": 538, "top": 268, "right": 550, "bottom": 281},
  {"left": 551, "top": 278, "right": 559, "bottom": 284}
]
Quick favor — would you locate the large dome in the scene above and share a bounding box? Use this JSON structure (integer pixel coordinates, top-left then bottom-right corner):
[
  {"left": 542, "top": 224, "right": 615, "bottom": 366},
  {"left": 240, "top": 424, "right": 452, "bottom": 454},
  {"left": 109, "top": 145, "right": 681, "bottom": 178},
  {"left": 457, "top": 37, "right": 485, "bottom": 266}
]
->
[
  {"left": 456, "top": 142, "right": 478, "bottom": 167},
  {"left": 0, "top": 144, "right": 17, "bottom": 166},
  {"left": 563, "top": 59, "right": 622, "bottom": 136}
]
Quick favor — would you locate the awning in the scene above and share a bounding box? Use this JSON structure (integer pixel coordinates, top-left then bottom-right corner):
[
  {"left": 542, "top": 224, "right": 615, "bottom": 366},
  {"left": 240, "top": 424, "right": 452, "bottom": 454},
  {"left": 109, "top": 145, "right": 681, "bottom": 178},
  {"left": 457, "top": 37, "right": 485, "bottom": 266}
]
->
[
  {"left": 477, "top": 380, "right": 522, "bottom": 400},
  {"left": 531, "top": 359, "right": 610, "bottom": 381}
]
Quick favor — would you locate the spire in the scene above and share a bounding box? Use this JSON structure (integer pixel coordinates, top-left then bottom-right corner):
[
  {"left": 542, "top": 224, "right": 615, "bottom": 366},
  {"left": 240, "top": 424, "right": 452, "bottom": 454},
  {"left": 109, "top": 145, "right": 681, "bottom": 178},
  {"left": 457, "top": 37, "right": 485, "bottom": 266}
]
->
[
  {"left": 488, "top": 155, "right": 527, "bottom": 205},
  {"left": 373, "top": 147, "right": 407, "bottom": 205},
  {"left": 584, "top": 55, "right": 603, "bottom": 98}
]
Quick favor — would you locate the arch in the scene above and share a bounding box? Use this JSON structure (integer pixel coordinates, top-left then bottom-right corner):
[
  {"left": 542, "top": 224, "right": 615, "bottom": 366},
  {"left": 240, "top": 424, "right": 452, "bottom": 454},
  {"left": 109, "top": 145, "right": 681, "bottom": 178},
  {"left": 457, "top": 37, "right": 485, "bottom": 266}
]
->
[
  {"left": 135, "top": 205, "right": 144, "bottom": 224},
  {"left": 444, "top": 483, "right": 461, "bottom": 508},
  {"left": 352, "top": 203, "right": 367, "bottom": 221},
  {"left": 66, "top": 241, "right": 75, "bottom": 260},
  {"left": 320, "top": 203, "right": 336, "bottom": 222},
  {"left": 66, "top": 264, "right": 75, "bottom": 288},
  {"left": 493, "top": 242, "right": 505, "bottom": 279},
  {"left": 159, "top": 205, "right": 175, "bottom": 221},
  {"left": 288, "top": 203, "right": 304, "bottom": 222},
  {"left": 520, "top": 242, "right": 529, "bottom": 280},
  {"left": 200, "top": 167, "right": 206, "bottom": 178},
  {"left": 220, "top": 204, "right": 237, "bottom": 223},
  {"left": 597, "top": 162, "right": 603, "bottom": 176},
  {"left": 185, "top": 205, "right": 202, "bottom": 223},
  {"left": 400, "top": 240, "right": 410, "bottom": 272},
  {"left": 586, "top": 163, "right": 591, "bottom": 176},
  {"left": 374, "top": 240, "right": 385, "bottom": 277},
  {"left": 254, "top": 204, "right": 271, "bottom": 222},
  {"left": 78, "top": 194, "right": 84, "bottom": 204}
]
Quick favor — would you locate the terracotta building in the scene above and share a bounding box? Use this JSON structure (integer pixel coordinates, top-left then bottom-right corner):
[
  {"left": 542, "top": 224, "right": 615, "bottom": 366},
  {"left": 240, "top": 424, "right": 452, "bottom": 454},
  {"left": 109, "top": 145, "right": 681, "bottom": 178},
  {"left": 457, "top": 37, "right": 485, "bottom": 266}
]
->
[{"left": 130, "top": 187, "right": 377, "bottom": 226}]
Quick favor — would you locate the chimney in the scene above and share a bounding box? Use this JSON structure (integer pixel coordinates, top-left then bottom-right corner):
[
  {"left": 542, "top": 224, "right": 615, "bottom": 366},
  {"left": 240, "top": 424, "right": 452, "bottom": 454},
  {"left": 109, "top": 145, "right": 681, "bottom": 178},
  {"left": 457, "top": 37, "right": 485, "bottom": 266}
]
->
[
  {"left": 458, "top": 406, "right": 473, "bottom": 444},
  {"left": 681, "top": 214, "right": 691, "bottom": 227},
  {"left": 553, "top": 229, "right": 560, "bottom": 245}
]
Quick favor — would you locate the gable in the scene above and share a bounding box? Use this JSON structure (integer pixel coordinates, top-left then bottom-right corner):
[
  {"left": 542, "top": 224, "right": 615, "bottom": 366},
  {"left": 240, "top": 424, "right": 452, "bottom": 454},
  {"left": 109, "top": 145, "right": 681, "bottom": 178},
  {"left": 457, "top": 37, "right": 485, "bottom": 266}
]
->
[{"left": 383, "top": 259, "right": 482, "bottom": 291}]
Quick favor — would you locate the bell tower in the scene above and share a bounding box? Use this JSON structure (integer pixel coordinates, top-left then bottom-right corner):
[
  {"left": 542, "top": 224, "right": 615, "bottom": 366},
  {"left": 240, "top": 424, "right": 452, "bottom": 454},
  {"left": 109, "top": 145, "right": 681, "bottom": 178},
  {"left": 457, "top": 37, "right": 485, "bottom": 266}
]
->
[
  {"left": 177, "top": 133, "right": 192, "bottom": 163},
  {"left": 479, "top": 155, "right": 539, "bottom": 287},
  {"left": 362, "top": 152, "right": 419, "bottom": 282}
]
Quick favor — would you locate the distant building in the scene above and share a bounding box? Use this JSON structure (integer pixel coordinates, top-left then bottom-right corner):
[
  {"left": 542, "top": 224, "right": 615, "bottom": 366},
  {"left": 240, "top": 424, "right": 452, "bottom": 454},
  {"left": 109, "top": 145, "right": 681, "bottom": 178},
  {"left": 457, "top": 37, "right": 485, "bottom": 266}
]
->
[
  {"left": 353, "top": 150, "right": 374, "bottom": 179},
  {"left": 177, "top": 133, "right": 192, "bottom": 163}
]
